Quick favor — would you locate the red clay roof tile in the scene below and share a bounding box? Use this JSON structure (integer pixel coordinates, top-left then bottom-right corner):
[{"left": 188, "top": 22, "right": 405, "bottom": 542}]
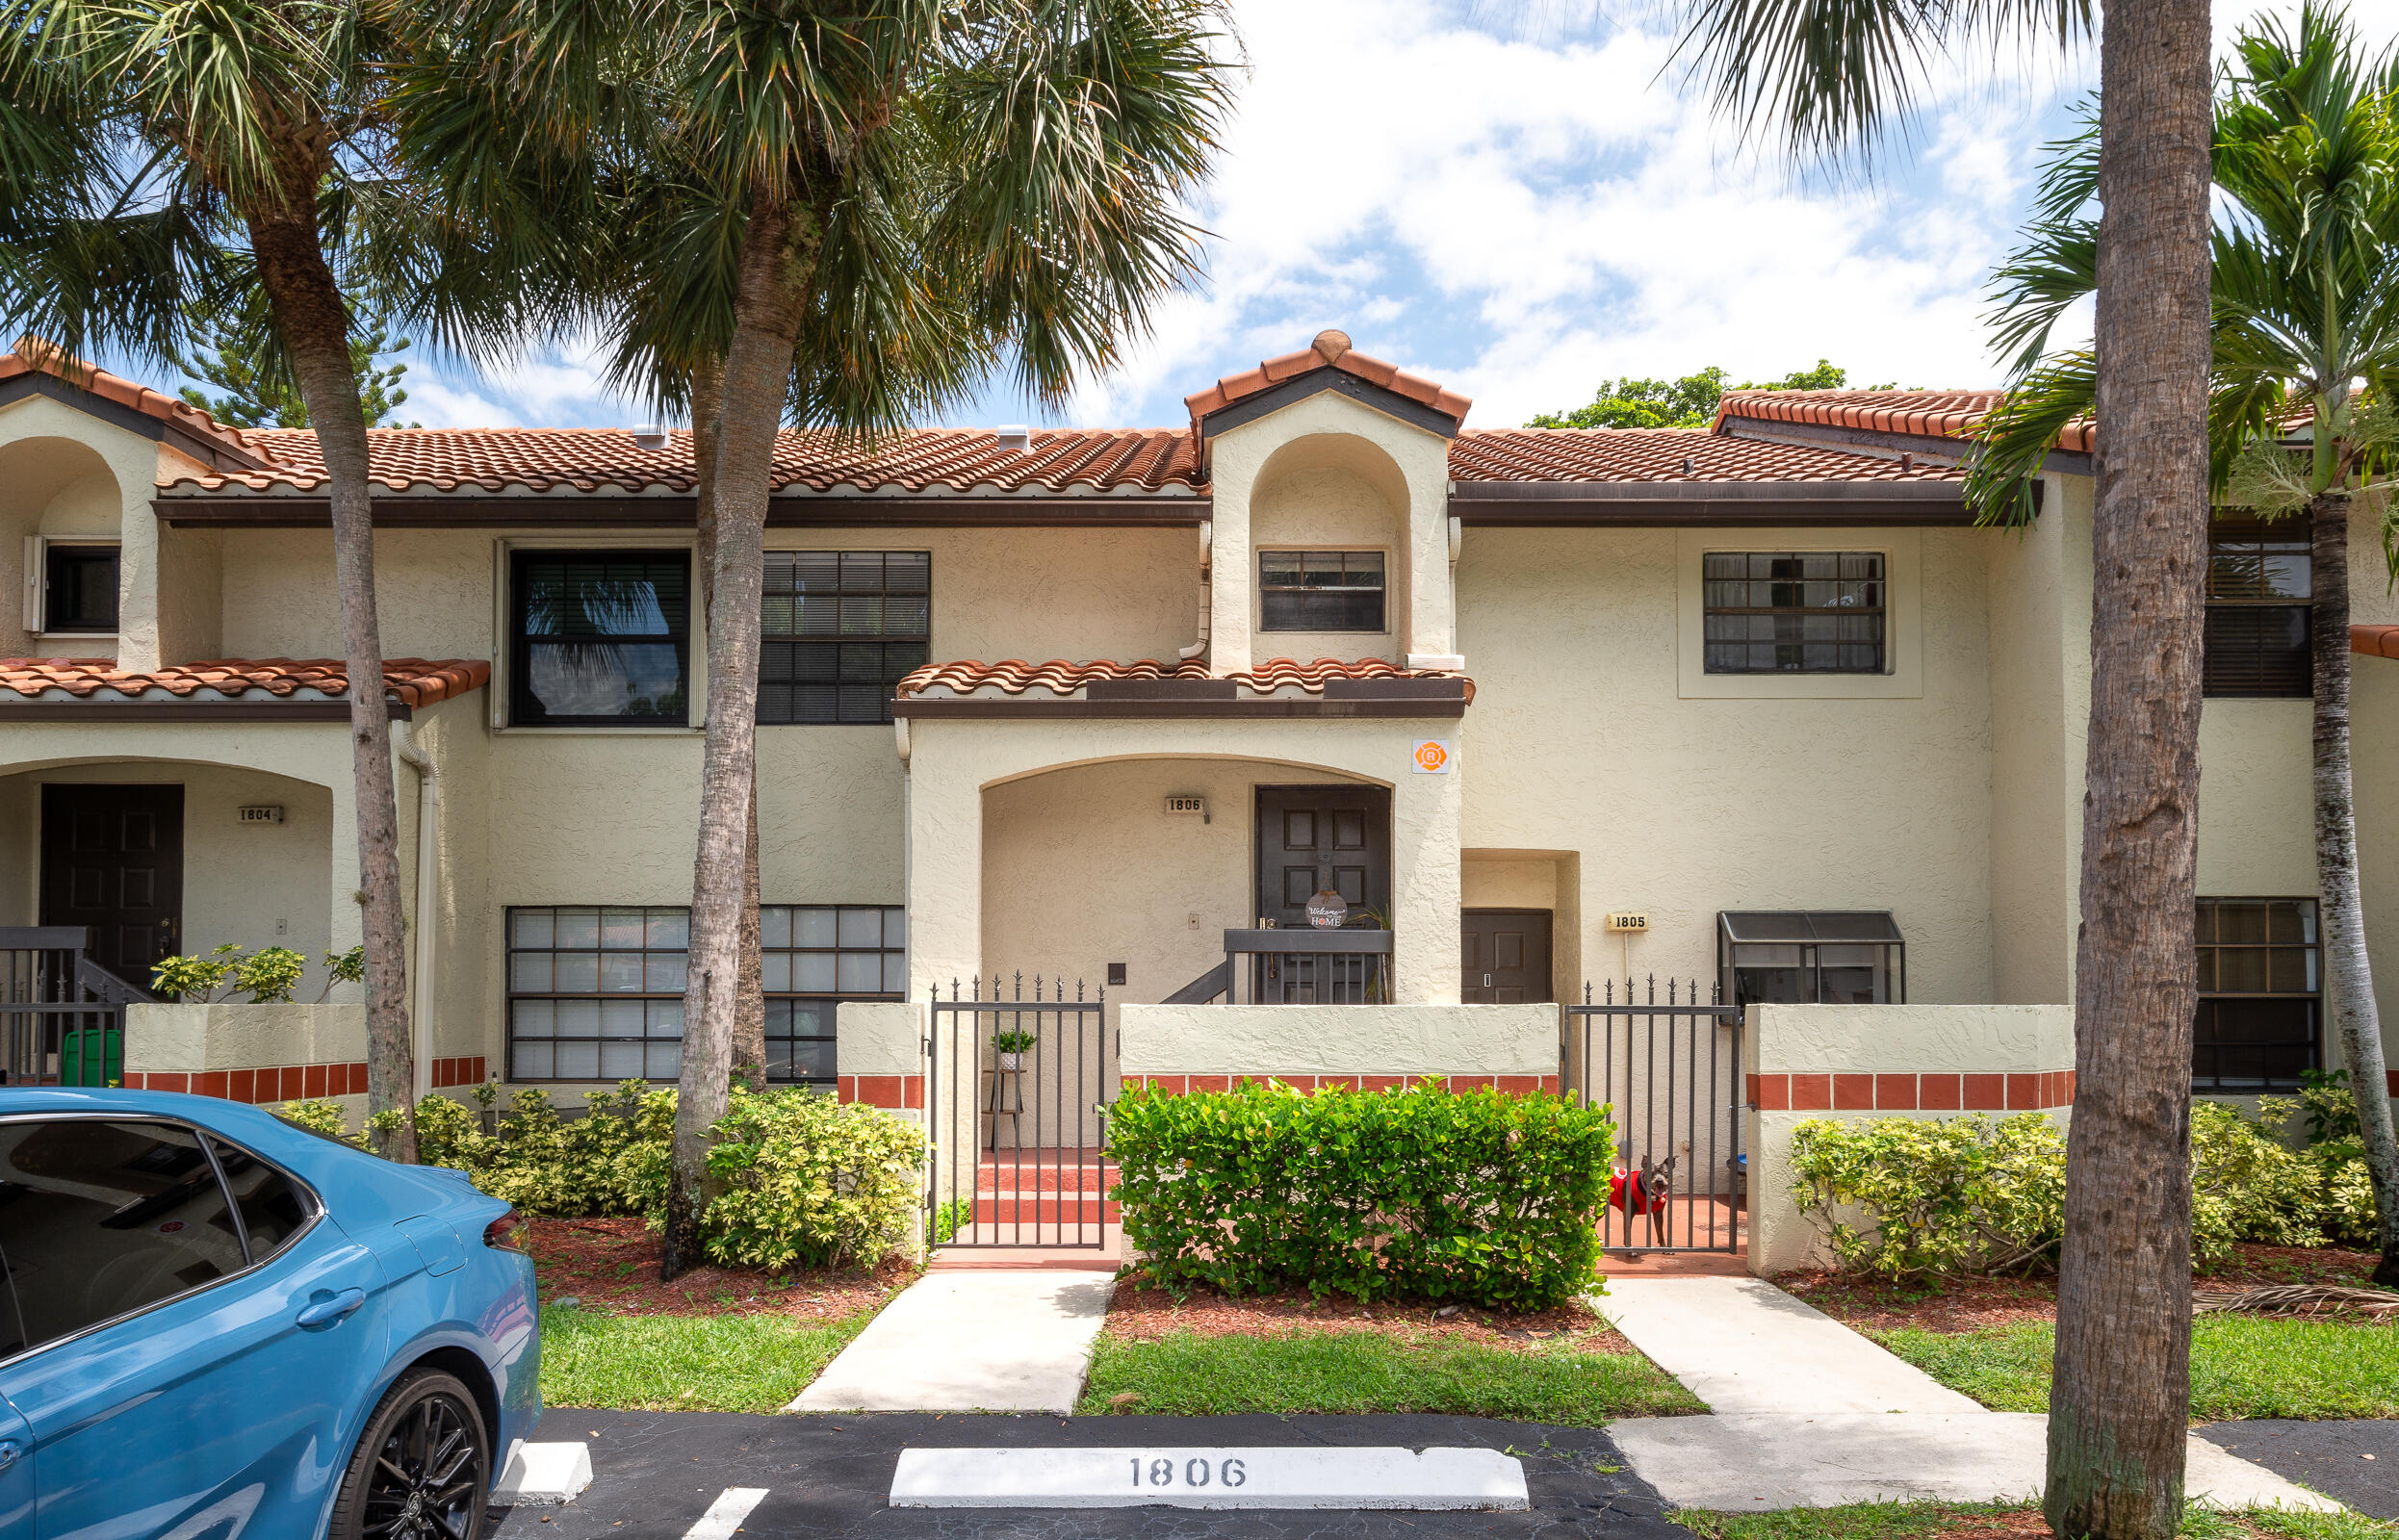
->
[
  {"left": 5, "top": 337, "right": 271, "bottom": 466},
  {"left": 2354, "top": 625, "right": 2399, "bottom": 659},
  {"left": 0, "top": 657, "right": 491, "bottom": 707},
  {"left": 1712, "top": 387, "right": 2099, "bottom": 455},
  {"left": 897, "top": 655, "right": 1473, "bottom": 703},
  {"left": 1183, "top": 330, "right": 1473, "bottom": 437}
]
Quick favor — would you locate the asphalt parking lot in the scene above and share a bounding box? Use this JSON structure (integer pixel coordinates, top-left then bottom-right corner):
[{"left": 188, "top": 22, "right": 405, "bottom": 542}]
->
[
  {"left": 2200, "top": 1420, "right": 2399, "bottom": 1519},
  {"left": 491, "top": 1409, "right": 1685, "bottom": 1540}
]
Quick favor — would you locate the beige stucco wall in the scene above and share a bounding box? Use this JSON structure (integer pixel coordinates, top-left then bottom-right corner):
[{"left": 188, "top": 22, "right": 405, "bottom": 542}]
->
[
  {"left": 1456, "top": 524, "right": 1999, "bottom": 1003},
  {"left": 1744, "top": 1002, "right": 2076, "bottom": 1275},
  {"left": 1202, "top": 394, "right": 1455, "bottom": 674},
  {"left": 1120, "top": 1002, "right": 1557, "bottom": 1077}
]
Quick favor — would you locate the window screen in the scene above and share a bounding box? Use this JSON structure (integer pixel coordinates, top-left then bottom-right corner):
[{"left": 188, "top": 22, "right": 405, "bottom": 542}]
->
[
  {"left": 507, "top": 905, "right": 905, "bottom": 1084},
  {"left": 1259, "top": 552, "right": 1386, "bottom": 631},
  {"left": 510, "top": 551, "right": 692, "bottom": 726},
  {"left": 2205, "top": 517, "right": 2311, "bottom": 698},
  {"left": 43, "top": 545, "right": 119, "bottom": 633},
  {"left": 2194, "top": 896, "right": 2320, "bottom": 1091},
  {"left": 1703, "top": 552, "right": 1886, "bottom": 674},
  {"left": 758, "top": 552, "right": 930, "bottom": 725}
]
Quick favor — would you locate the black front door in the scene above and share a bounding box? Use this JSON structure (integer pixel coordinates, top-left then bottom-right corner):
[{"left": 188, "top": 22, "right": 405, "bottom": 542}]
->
[
  {"left": 1253, "top": 784, "right": 1391, "bottom": 930},
  {"left": 1462, "top": 909, "right": 1553, "bottom": 1003},
  {"left": 39, "top": 784, "right": 184, "bottom": 983}
]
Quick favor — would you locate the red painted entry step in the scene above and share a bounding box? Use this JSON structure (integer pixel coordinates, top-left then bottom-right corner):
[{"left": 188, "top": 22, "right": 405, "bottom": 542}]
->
[{"left": 975, "top": 1150, "right": 1120, "bottom": 1224}]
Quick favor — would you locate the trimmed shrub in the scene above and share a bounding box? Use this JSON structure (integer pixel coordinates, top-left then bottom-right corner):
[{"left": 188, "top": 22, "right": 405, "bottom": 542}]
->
[
  {"left": 701, "top": 1088, "right": 925, "bottom": 1270},
  {"left": 1108, "top": 1078, "right": 1614, "bottom": 1310},
  {"left": 1789, "top": 1113, "right": 2067, "bottom": 1279},
  {"left": 2190, "top": 1100, "right": 2326, "bottom": 1254}
]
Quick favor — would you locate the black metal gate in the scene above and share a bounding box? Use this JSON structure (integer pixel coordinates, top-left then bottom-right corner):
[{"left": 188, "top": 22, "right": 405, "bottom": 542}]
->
[
  {"left": 1, "top": 927, "right": 145, "bottom": 1086},
  {"left": 927, "top": 976, "right": 1112, "bottom": 1248},
  {"left": 1562, "top": 978, "right": 1744, "bottom": 1254}
]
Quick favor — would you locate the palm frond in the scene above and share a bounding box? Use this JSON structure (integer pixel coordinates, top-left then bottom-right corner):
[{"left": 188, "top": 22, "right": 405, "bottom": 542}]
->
[{"left": 1963, "top": 350, "right": 2093, "bottom": 528}]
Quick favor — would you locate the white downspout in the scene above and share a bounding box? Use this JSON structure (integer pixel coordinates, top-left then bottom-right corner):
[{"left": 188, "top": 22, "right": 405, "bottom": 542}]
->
[
  {"left": 392, "top": 720, "right": 440, "bottom": 1100},
  {"left": 1178, "top": 520, "right": 1213, "bottom": 661}
]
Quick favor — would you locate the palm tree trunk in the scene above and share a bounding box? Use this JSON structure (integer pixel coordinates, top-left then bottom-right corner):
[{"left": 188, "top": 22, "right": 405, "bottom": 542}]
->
[
  {"left": 2046, "top": 0, "right": 2213, "bottom": 1531},
  {"left": 247, "top": 202, "right": 418, "bottom": 1164},
  {"left": 660, "top": 193, "right": 819, "bottom": 1279},
  {"left": 2309, "top": 497, "right": 2399, "bottom": 1280},
  {"left": 686, "top": 360, "right": 767, "bottom": 1092}
]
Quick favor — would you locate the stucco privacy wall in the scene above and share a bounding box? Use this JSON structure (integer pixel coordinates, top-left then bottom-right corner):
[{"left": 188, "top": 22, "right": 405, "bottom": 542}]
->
[
  {"left": 906, "top": 717, "right": 1465, "bottom": 1005},
  {"left": 1454, "top": 525, "right": 1999, "bottom": 1003},
  {"left": 1743, "top": 1003, "right": 2075, "bottom": 1275},
  {"left": 0, "top": 732, "right": 358, "bottom": 994},
  {"left": 121, "top": 1003, "right": 371, "bottom": 1119},
  {"left": 1201, "top": 392, "right": 1454, "bottom": 676},
  {"left": 1119, "top": 1003, "right": 1556, "bottom": 1078}
]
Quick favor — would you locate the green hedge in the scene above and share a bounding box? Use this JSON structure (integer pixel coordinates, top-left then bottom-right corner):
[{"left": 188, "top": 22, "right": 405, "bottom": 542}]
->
[
  {"left": 1790, "top": 1100, "right": 2381, "bottom": 1280},
  {"left": 1109, "top": 1078, "right": 1614, "bottom": 1310}
]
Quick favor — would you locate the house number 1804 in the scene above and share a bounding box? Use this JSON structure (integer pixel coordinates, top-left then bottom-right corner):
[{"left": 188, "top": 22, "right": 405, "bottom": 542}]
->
[{"left": 1131, "top": 1456, "right": 1246, "bottom": 1489}]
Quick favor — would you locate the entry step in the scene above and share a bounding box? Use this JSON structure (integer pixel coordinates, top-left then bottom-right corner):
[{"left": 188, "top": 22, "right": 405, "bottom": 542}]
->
[{"left": 889, "top": 1446, "right": 1530, "bottom": 1510}]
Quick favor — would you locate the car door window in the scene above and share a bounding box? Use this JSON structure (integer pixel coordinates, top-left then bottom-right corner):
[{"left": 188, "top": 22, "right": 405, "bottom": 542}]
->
[
  {"left": 0, "top": 1120, "right": 245, "bottom": 1352},
  {"left": 205, "top": 1136, "right": 316, "bottom": 1261}
]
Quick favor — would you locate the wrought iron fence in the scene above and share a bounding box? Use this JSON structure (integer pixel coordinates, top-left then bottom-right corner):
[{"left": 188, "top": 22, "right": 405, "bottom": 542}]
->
[
  {"left": 928, "top": 974, "right": 1112, "bottom": 1249},
  {"left": 0, "top": 927, "right": 150, "bottom": 1087},
  {"left": 1563, "top": 977, "right": 1743, "bottom": 1254}
]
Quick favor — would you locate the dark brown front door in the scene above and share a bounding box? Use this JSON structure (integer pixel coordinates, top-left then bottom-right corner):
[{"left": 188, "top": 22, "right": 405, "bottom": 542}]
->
[
  {"left": 1462, "top": 909, "right": 1552, "bottom": 1003},
  {"left": 1253, "top": 784, "right": 1391, "bottom": 929},
  {"left": 40, "top": 783, "right": 184, "bottom": 983}
]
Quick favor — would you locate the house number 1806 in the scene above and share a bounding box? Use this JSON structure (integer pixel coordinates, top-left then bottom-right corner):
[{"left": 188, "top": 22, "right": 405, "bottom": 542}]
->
[{"left": 1131, "top": 1456, "right": 1246, "bottom": 1489}]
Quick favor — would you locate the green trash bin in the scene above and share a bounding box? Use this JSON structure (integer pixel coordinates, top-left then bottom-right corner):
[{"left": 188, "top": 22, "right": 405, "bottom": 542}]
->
[{"left": 61, "top": 1025, "right": 122, "bottom": 1088}]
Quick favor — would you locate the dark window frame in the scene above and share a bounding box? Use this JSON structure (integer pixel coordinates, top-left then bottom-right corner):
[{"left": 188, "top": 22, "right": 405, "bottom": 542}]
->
[
  {"left": 42, "top": 542, "right": 120, "bottom": 633},
  {"left": 0, "top": 1115, "right": 322, "bottom": 1368},
  {"left": 1258, "top": 550, "right": 1389, "bottom": 633},
  {"left": 2194, "top": 895, "right": 2322, "bottom": 1091},
  {"left": 508, "top": 549, "right": 694, "bottom": 728},
  {"left": 1702, "top": 551, "right": 1889, "bottom": 676},
  {"left": 504, "top": 904, "right": 906, "bottom": 1086},
  {"left": 758, "top": 551, "right": 931, "bottom": 727},
  {"left": 2205, "top": 515, "right": 2313, "bottom": 698}
]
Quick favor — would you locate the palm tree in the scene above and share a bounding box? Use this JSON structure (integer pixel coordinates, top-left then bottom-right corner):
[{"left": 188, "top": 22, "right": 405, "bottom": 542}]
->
[
  {"left": 1975, "top": 1, "right": 2399, "bottom": 1287},
  {"left": 1, "top": 0, "right": 428, "bottom": 1160},
  {"left": 1670, "top": 0, "right": 2213, "bottom": 1530},
  {"left": 402, "top": 0, "right": 1235, "bottom": 1274}
]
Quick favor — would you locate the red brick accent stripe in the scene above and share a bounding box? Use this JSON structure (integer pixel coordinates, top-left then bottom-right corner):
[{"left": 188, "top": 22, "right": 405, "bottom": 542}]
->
[
  {"left": 1122, "top": 1074, "right": 1562, "bottom": 1096},
  {"left": 429, "top": 1056, "right": 489, "bottom": 1090},
  {"left": 1747, "top": 1070, "right": 2077, "bottom": 1112},
  {"left": 124, "top": 1057, "right": 487, "bottom": 1103},
  {"left": 837, "top": 1074, "right": 926, "bottom": 1110}
]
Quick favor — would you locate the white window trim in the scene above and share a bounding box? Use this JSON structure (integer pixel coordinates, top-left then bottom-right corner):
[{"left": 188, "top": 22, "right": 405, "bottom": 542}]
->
[
  {"left": 490, "top": 534, "right": 707, "bottom": 733},
  {"left": 1675, "top": 527, "right": 1924, "bottom": 700},
  {"left": 1252, "top": 544, "right": 1397, "bottom": 641},
  {"left": 22, "top": 535, "right": 123, "bottom": 637}
]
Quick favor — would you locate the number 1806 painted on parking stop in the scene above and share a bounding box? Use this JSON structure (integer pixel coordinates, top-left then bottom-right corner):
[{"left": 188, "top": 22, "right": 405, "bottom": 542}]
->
[{"left": 1133, "top": 1455, "right": 1247, "bottom": 1489}]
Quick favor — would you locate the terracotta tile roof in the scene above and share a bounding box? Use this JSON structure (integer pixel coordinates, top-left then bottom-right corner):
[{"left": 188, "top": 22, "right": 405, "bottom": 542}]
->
[
  {"left": 1183, "top": 330, "right": 1473, "bottom": 435},
  {"left": 898, "top": 655, "right": 1473, "bottom": 703},
  {"left": 4, "top": 336, "right": 271, "bottom": 466},
  {"left": 0, "top": 656, "right": 491, "bottom": 707},
  {"left": 2354, "top": 625, "right": 2399, "bottom": 659},
  {"left": 1449, "top": 426, "right": 1967, "bottom": 484},
  {"left": 1713, "top": 387, "right": 2099, "bottom": 456},
  {"left": 158, "top": 425, "right": 1200, "bottom": 497}
]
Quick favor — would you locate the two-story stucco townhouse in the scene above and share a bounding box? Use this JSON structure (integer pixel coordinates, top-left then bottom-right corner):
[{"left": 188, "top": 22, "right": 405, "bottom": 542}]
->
[{"left": 4, "top": 325, "right": 2395, "bottom": 1256}]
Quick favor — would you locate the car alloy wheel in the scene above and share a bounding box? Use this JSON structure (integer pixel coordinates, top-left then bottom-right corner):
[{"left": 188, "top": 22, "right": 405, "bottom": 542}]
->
[{"left": 332, "top": 1369, "right": 490, "bottom": 1540}]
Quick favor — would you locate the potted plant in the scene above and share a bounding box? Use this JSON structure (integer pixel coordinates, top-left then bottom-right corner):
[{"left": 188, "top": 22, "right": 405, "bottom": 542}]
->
[{"left": 991, "top": 1029, "right": 1038, "bottom": 1071}]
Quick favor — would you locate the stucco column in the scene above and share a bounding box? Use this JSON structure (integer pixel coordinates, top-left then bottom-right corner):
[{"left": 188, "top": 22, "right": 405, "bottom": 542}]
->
[
  {"left": 327, "top": 766, "right": 365, "bottom": 971},
  {"left": 1205, "top": 460, "right": 1254, "bottom": 678},
  {"left": 1390, "top": 738, "right": 1463, "bottom": 1003},
  {"left": 903, "top": 722, "right": 984, "bottom": 1001},
  {"left": 1405, "top": 468, "right": 1454, "bottom": 659}
]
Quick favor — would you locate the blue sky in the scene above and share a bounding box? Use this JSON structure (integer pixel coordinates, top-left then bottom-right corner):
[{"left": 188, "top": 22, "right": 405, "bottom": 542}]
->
[{"left": 235, "top": 0, "right": 2399, "bottom": 435}]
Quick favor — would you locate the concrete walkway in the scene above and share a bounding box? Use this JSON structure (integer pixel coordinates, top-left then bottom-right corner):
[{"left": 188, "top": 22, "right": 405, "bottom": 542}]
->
[
  {"left": 791, "top": 1270, "right": 1113, "bottom": 1415},
  {"left": 1594, "top": 1278, "right": 2339, "bottom": 1513}
]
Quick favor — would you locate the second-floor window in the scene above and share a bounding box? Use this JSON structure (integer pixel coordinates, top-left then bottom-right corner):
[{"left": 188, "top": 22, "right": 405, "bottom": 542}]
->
[
  {"left": 2205, "top": 515, "right": 2311, "bottom": 698},
  {"left": 1703, "top": 552, "right": 1886, "bottom": 674},
  {"left": 510, "top": 551, "right": 692, "bottom": 727},
  {"left": 2194, "top": 896, "right": 2320, "bottom": 1091},
  {"left": 42, "top": 544, "right": 118, "bottom": 633},
  {"left": 1259, "top": 551, "right": 1385, "bottom": 631},
  {"left": 759, "top": 552, "right": 930, "bottom": 725}
]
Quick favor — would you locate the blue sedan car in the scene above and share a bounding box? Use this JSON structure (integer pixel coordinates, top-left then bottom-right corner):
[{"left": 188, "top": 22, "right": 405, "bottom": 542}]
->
[{"left": 0, "top": 1088, "right": 540, "bottom": 1538}]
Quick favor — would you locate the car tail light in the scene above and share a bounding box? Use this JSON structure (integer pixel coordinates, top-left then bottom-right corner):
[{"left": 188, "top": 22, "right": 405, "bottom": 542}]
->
[{"left": 483, "top": 1209, "right": 529, "bottom": 1252}]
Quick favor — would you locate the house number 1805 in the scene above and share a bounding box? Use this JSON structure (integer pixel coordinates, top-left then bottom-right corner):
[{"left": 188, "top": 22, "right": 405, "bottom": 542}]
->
[{"left": 1131, "top": 1456, "right": 1246, "bottom": 1489}]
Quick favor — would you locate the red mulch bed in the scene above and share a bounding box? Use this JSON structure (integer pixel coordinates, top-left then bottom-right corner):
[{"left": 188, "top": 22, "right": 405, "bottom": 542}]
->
[
  {"left": 528, "top": 1216, "right": 913, "bottom": 1322},
  {"left": 1780, "top": 1242, "right": 2383, "bottom": 1334},
  {"left": 1101, "top": 1278, "right": 1639, "bottom": 1355}
]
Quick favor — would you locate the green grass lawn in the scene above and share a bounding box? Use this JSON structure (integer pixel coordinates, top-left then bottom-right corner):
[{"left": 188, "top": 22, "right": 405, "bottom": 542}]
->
[
  {"left": 1671, "top": 1501, "right": 2388, "bottom": 1540},
  {"left": 1076, "top": 1327, "right": 1704, "bottom": 1424},
  {"left": 538, "top": 1304, "right": 876, "bottom": 1413},
  {"left": 1870, "top": 1317, "right": 2399, "bottom": 1421}
]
